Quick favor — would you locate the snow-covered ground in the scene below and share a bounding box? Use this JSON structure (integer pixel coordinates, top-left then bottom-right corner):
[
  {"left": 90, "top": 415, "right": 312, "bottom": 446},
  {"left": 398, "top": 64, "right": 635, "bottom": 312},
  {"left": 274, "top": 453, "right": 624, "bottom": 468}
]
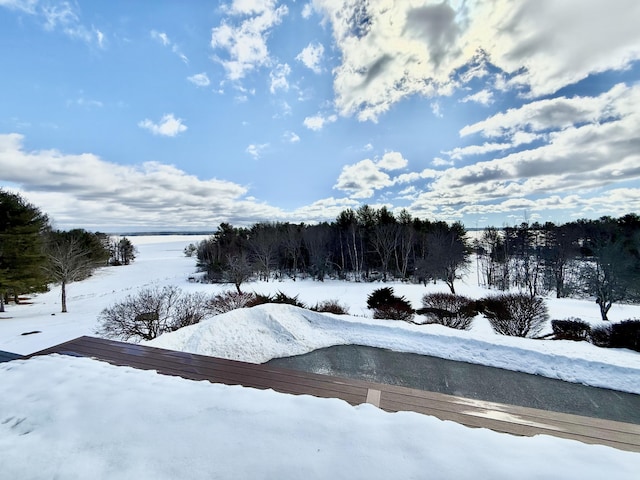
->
[{"left": 1, "top": 235, "right": 639, "bottom": 478}]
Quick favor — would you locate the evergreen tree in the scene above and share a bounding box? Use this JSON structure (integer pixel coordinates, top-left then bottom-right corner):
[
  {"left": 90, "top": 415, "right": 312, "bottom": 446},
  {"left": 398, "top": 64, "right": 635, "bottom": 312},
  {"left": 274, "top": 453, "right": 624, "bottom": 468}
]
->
[{"left": 0, "top": 190, "right": 49, "bottom": 312}]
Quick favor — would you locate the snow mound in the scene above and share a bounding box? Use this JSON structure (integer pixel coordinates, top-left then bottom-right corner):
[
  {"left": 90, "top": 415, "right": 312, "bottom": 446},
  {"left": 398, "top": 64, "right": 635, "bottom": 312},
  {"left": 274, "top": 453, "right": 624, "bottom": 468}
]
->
[
  {"left": 146, "top": 304, "right": 345, "bottom": 363},
  {"left": 146, "top": 304, "right": 640, "bottom": 394}
]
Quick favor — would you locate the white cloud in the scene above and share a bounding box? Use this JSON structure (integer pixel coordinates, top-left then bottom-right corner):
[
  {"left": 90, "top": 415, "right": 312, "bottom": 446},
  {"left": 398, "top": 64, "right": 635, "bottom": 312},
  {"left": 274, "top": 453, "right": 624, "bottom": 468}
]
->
[
  {"left": 301, "top": 3, "right": 314, "bottom": 19},
  {"left": 187, "top": 73, "right": 210, "bottom": 87},
  {"left": 246, "top": 143, "right": 269, "bottom": 159},
  {"left": 138, "top": 114, "right": 187, "bottom": 137},
  {"left": 211, "top": 2, "right": 288, "bottom": 80},
  {"left": 461, "top": 89, "right": 494, "bottom": 105},
  {"left": 0, "top": 133, "right": 292, "bottom": 230},
  {"left": 151, "top": 30, "right": 170, "bottom": 46},
  {"left": 460, "top": 83, "right": 632, "bottom": 138},
  {"left": 444, "top": 143, "right": 512, "bottom": 161},
  {"left": 270, "top": 63, "right": 291, "bottom": 93},
  {"left": 407, "top": 84, "right": 640, "bottom": 217},
  {"left": 334, "top": 159, "right": 392, "bottom": 198},
  {"left": 67, "top": 95, "right": 103, "bottom": 109},
  {"left": 431, "top": 102, "right": 443, "bottom": 118},
  {"left": 151, "top": 30, "right": 188, "bottom": 64},
  {"left": 303, "top": 113, "right": 337, "bottom": 131},
  {"left": 432, "top": 157, "right": 454, "bottom": 167},
  {"left": 377, "top": 151, "right": 408, "bottom": 170},
  {"left": 283, "top": 131, "right": 300, "bottom": 143},
  {"left": 313, "top": 0, "right": 640, "bottom": 121},
  {"left": 0, "top": 0, "right": 37, "bottom": 13},
  {"left": 333, "top": 151, "right": 412, "bottom": 198},
  {"left": 2, "top": 0, "right": 105, "bottom": 47},
  {"left": 296, "top": 42, "right": 325, "bottom": 73}
]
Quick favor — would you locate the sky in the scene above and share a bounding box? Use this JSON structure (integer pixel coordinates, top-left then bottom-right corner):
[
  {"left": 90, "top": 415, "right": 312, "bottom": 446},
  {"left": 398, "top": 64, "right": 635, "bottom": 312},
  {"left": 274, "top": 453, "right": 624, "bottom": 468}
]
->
[{"left": 1, "top": 0, "right": 639, "bottom": 232}]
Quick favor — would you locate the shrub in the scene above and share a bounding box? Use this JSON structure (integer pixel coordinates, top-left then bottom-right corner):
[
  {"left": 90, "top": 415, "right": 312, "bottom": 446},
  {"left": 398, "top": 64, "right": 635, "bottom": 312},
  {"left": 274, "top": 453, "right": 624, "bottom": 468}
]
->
[
  {"left": 172, "top": 291, "right": 211, "bottom": 329},
  {"left": 590, "top": 324, "right": 613, "bottom": 348},
  {"left": 610, "top": 319, "right": 640, "bottom": 352},
  {"left": 417, "top": 293, "right": 477, "bottom": 330},
  {"left": 480, "top": 293, "right": 549, "bottom": 338},
  {"left": 207, "top": 290, "right": 256, "bottom": 315},
  {"left": 373, "top": 302, "right": 415, "bottom": 322},
  {"left": 95, "top": 285, "right": 210, "bottom": 342},
  {"left": 366, "top": 287, "right": 397, "bottom": 310},
  {"left": 367, "top": 287, "right": 415, "bottom": 322},
  {"left": 551, "top": 318, "right": 591, "bottom": 341},
  {"left": 247, "top": 291, "right": 306, "bottom": 308},
  {"left": 311, "top": 299, "right": 349, "bottom": 315}
]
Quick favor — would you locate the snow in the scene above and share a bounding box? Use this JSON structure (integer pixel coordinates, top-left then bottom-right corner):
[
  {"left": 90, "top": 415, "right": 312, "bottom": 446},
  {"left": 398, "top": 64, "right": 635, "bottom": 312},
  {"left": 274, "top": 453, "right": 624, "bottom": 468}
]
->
[{"left": 1, "top": 235, "right": 639, "bottom": 478}]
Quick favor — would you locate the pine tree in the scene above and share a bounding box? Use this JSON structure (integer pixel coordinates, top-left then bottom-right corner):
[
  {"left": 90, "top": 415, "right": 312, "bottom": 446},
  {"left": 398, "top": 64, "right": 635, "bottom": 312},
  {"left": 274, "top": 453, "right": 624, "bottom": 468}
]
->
[{"left": 0, "top": 190, "right": 49, "bottom": 312}]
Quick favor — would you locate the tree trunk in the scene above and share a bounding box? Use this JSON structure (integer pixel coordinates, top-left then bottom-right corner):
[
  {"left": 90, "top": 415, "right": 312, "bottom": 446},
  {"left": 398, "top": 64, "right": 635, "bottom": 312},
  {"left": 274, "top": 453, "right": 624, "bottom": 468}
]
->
[
  {"left": 0, "top": 295, "right": 4, "bottom": 313},
  {"left": 61, "top": 280, "right": 67, "bottom": 313}
]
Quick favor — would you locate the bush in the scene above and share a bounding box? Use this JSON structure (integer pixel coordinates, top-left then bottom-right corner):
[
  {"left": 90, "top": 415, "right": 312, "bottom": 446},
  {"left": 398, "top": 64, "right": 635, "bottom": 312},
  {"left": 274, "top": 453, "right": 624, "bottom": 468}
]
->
[
  {"left": 311, "top": 299, "right": 349, "bottom": 315},
  {"left": 610, "top": 319, "right": 640, "bottom": 352},
  {"left": 367, "top": 287, "right": 414, "bottom": 322},
  {"left": 247, "top": 291, "right": 306, "bottom": 308},
  {"left": 417, "top": 293, "right": 477, "bottom": 330},
  {"left": 207, "top": 291, "right": 256, "bottom": 315},
  {"left": 172, "top": 291, "right": 211, "bottom": 329},
  {"left": 590, "top": 324, "right": 613, "bottom": 348},
  {"left": 373, "top": 302, "right": 415, "bottom": 322},
  {"left": 551, "top": 318, "right": 591, "bottom": 341},
  {"left": 95, "top": 285, "right": 210, "bottom": 342},
  {"left": 480, "top": 293, "right": 549, "bottom": 338},
  {"left": 366, "top": 287, "right": 397, "bottom": 310}
]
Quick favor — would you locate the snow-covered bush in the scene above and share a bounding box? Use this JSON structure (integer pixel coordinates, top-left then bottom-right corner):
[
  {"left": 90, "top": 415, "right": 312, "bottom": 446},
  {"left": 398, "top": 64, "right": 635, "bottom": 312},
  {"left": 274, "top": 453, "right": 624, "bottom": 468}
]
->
[
  {"left": 418, "top": 293, "right": 476, "bottom": 330},
  {"left": 551, "top": 318, "right": 591, "bottom": 341},
  {"left": 480, "top": 293, "right": 548, "bottom": 338}
]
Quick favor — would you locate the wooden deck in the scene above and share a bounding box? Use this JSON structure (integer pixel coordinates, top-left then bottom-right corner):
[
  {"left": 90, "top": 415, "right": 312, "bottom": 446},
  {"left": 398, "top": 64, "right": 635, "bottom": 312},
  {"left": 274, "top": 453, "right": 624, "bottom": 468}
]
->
[{"left": 29, "top": 336, "right": 640, "bottom": 453}]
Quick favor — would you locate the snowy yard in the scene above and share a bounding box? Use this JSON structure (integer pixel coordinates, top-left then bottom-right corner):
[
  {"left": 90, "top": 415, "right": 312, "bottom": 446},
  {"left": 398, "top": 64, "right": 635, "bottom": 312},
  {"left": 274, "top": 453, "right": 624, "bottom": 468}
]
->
[{"left": 1, "top": 235, "right": 639, "bottom": 478}]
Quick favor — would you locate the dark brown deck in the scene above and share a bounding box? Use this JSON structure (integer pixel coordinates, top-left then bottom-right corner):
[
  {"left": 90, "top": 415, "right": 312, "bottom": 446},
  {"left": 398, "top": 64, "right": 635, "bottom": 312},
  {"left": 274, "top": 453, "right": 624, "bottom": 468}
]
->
[{"left": 30, "top": 336, "right": 640, "bottom": 453}]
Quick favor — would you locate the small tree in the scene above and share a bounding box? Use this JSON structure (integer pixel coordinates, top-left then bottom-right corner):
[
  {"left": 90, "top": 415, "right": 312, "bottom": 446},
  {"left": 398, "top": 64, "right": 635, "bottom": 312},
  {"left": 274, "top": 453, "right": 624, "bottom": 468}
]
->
[{"left": 110, "top": 237, "right": 137, "bottom": 265}]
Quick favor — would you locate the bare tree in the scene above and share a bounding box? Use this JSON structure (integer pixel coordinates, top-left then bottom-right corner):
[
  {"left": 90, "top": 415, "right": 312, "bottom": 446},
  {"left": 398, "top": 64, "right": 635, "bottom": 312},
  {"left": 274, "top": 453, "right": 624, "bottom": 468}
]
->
[
  {"left": 45, "top": 230, "right": 107, "bottom": 313},
  {"left": 370, "top": 223, "right": 398, "bottom": 280},
  {"left": 225, "top": 252, "right": 253, "bottom": 294},
  {"left": 247, "top": 223, "right": 278, "bottom": 281}
]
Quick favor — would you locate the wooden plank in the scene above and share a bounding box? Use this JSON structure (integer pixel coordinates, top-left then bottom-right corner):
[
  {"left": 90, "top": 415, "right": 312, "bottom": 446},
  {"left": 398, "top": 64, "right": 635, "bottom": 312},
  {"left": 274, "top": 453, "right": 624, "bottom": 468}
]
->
[
  {"left": 366, "top": 389, "right": 381, "bottom": 407},
  {"left": 27, "top": 336, "right": 640, "bottom": 453}
]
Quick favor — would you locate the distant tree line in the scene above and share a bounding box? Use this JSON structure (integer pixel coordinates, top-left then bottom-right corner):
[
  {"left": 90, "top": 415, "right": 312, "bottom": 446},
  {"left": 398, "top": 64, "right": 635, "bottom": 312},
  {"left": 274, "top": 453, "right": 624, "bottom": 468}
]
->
[
  {"left": 474, "top": 215, "right": 640, "bottom": 320},
  {"left": 196, "top": 205, "right": 470, "bottom": 293},
  {"left": 0, "top": 190, "right": 136, "bottom": 313},
  {"left": 196, "top": 208, "right": 640, "bottom": 321}
]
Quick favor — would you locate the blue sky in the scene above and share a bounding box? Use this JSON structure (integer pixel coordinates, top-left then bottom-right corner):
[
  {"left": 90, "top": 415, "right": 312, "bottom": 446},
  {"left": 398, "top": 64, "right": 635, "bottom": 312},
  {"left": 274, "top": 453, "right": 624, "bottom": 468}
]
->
[{"left": 1, "top": 0, "right": 639, "bottom": 232}]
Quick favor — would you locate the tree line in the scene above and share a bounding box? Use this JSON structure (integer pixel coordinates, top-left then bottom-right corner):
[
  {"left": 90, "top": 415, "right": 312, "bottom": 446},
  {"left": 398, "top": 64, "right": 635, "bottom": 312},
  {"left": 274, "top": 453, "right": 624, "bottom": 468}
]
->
[
  {"left": 0, "top": 190, "right": 136, "bottom": 313},
  {"left": 474, "top": 215, "right": 640, "bottom": 320},
  {"left": 195, "top": 207, "right": 640, "bottom": 321},
  {"left": 195, "top": 205, "right": 470, "bottom": 294}
]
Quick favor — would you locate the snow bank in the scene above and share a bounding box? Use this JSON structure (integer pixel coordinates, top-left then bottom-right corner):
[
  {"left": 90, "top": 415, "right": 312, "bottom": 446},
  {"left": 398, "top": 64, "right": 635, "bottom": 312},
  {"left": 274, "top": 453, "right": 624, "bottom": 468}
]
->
[{"left": 1, "top": 355, "right": 637, "bottom": 480}]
